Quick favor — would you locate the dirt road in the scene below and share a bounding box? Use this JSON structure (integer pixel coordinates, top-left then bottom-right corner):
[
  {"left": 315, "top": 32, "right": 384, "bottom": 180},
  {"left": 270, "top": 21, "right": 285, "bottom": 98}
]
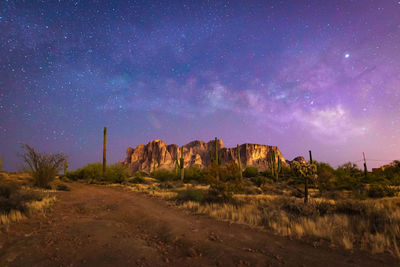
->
[{"left": 0, "top": 183, "right": 397, "bottom": 266}]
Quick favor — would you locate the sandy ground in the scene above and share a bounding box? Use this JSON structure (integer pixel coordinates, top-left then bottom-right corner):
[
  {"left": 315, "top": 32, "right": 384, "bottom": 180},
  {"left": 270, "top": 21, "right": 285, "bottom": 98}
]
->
[{"left": 0, "top": 182, "right": 398, "bottom": 266}]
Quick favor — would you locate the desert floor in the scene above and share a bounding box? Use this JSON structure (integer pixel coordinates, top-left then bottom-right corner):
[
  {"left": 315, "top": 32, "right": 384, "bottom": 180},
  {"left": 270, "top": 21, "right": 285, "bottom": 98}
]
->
[{"left": 0, "top": 182, "right": 398, "bottom": 266}]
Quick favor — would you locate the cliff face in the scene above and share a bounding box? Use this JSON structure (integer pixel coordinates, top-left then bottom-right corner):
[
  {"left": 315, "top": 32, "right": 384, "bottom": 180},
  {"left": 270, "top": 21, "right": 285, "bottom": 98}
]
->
[{"left": 123, "top": 139, "right": 289, "bottom": 172}]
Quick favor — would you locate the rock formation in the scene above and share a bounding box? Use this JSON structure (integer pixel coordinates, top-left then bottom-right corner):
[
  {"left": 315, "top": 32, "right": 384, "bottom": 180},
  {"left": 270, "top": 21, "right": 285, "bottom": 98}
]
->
[
  {"left": 286, "top": 156, "right": 307, "bottom": 166},
  {"left": 123, "top": 139, "right": 290, "bottom": 172}
]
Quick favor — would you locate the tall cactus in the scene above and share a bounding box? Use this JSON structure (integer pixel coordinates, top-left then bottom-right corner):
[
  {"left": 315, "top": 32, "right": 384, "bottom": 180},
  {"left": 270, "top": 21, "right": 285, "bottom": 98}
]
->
[
  {"left": 103, "top": 127, "right": 107, "bottom": 178},
  {"left": 213, "top": 137, "right": 221, "bottom": 180},
  {"left": 268, "top": 150, "right": 281, "bottom": 181},
  {"left": 64, "top": 159, "right": 68, "bottom": 175},
  {"left": 180, "top": 146, "right": 184, "bottom": 182},
  {"left": 214, "top": 137, "right": 220, "bottom": 165},
  {"left": 237, "top": 144, "right": 242, "bottom": 181}
]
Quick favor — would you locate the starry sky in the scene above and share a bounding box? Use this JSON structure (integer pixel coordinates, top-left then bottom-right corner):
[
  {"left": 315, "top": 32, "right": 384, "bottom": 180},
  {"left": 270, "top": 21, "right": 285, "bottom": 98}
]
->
[{"left": 1, "top": 0, "right": 400, "bottom": 171}]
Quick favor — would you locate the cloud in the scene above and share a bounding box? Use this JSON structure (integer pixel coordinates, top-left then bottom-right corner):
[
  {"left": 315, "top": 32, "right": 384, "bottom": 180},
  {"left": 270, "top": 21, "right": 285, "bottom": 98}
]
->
[{"left": 293, "top": 105, "right": 366, "bottom": 143}]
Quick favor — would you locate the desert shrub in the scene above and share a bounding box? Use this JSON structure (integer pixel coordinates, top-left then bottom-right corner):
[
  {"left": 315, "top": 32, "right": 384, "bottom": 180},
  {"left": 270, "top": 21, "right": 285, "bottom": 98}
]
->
[
  {"left": 367, "top": 184, "right": 396, "bottom": 198},
  {"left": 105, "top": 164, "right": 130, "bottom": 183},
  {"left": 206, "top": 182, "right": 235, "bottom": 203},
  {"left": 20, "top": 144, "right": 66, "bottom": 188},
  {"left": 205, "top": 161, "right": 244, "bottom": 203},
  {"left": 244, "top": 185, "right": 262, "bottom": 195},
  {"left": 129, "top": 176, "right": 146, "bottom": 184},
  {"left": 184, "top": 166, "right": 205, "bottom": 183},
  {"left": 315, "top": 200, "right": 334, "bottom": 216},
  {"left": 332, "top": 162, "right": 364, "bottom": 190},
  {"left": 0, "top": 182, "right": 41, "bottom": 213},
  {"left": 243, "top": 166, "right": 258, "bottom": 178},
  {"left": 135, "top": 171, "right": 148, "bottom": 178},
  {"left": 251, "top": 175, "right": 268, "bottom": 187},
  {"left": 290, "top": 188, "right": 304, "bottom": 198},
  {"left": 67, "top": 163, "right": 102, "bottom": 180},
  {"left": 279, "top": 198, "right": 319, "bottom": 217},
  {"left": 151, "top": 169, "right": 176, "bottom": 182},
  {"left": 316, "top": 162, "right": 336, "bottom": 191},
  {"left": 0, "top": 182, "right": 18, "bottom": 199},
  {"left": 56, "top": 184, "right": 70, "bottom": 191},
  {"left": 176, "top": 188, "right": 205, "bottom": 203},
  {"left": 67, "top": 163, "right": 130, "bottom": 183},
  {"left": 335, "top": 199, "right": 369, "bottom": 216},
  {"left": 160, "top": 181, "right": 184, "bottom": 189}
]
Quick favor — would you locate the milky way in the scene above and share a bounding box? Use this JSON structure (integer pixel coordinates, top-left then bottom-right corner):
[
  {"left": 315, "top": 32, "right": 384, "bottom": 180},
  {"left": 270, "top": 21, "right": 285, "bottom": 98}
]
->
[{"left": 1, "top": 0, "right": 399, "bottom": 170}]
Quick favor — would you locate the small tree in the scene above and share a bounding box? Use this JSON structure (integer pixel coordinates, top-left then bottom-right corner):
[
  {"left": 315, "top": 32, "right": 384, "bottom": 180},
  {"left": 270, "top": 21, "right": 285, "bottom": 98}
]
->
[
  {"left": 21, "top": 144, "right": 66, "bottom": 188},
  {"left": 292, "top": 161, "right": 318, "bottom": 203}
]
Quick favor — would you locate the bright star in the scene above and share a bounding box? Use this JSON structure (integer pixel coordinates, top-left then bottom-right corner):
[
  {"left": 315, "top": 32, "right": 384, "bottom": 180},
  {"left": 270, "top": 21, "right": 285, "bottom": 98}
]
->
[{"left": 344, "top": 53, "right": 350, "bottom": 58}]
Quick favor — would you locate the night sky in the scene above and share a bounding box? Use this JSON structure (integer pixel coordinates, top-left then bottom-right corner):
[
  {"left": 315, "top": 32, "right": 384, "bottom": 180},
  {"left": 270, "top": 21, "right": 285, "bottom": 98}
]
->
[{"left": 1, "top": 0, "right": 399, "bottom": 171}]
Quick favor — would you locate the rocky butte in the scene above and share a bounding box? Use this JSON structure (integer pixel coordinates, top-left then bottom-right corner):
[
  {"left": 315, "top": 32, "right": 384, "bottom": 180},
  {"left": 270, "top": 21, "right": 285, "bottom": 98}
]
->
[{"left": 123, "top": 139, "right": 297, "bottom": 172}]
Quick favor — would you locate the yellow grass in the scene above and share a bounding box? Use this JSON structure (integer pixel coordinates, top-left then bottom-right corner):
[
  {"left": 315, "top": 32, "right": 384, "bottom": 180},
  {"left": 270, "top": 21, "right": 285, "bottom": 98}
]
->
[
  {"left": 118, "top": 181, "right": 400, "bottom": 257},
  {"left": 0, "top": 196, "right": 56, "bottom": 225}
]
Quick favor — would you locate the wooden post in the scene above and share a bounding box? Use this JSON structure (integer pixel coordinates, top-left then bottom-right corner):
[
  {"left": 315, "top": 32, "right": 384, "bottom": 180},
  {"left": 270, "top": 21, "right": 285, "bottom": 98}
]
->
[{"left": 103, "top": 127, "right": 107, "bottom": 178}]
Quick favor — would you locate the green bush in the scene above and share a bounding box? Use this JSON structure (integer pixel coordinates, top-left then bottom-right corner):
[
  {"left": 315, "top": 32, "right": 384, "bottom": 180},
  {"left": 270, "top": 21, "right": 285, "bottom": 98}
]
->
[
  {"left": 105, "top": 164, "right": 130, "bottom": 183},
  {"left": 184, "top": 166, "right": 205, "bottom": 183},
  {"left": 67, "top": 163, "right": 130, "bottom": 183},
  {"left": 251, "top": 175, "right": 268, "bottom": 187},
  {"left": 176, "top": 188, "right": 205, "bottom": 203},
  {"left": 243, "top": 166, "right": 258, "bottom": 178},
  {"left": 68, "top": 163, "right": 103, "bottom": 180},
  {"left": 367, "top": 184, "right": 396, "bottom": 198},
  {"left": 151, "top": 169, "right": 177, "bottom": 182}
]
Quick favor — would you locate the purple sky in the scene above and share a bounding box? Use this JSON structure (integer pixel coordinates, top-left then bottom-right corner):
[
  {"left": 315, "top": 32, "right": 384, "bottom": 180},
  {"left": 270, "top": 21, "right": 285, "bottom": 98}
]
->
[{"left": 1, "top": 0, "right": 399, "bottom": 171}]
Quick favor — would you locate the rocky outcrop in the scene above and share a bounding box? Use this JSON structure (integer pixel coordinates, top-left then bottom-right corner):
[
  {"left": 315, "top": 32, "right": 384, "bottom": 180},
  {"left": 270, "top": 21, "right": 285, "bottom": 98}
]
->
[
  {"left": 286, "top": 156, "right": 307, "bottom": 166},
  {"left": 123, "top": 139, "right": 290, "bottom": 172}
]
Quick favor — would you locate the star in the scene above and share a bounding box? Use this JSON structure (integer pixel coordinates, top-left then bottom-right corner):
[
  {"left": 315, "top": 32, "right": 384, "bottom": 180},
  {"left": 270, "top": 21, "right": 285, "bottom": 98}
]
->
[{"left": 344, "top": 53, "right": 350, "bottom": 58}]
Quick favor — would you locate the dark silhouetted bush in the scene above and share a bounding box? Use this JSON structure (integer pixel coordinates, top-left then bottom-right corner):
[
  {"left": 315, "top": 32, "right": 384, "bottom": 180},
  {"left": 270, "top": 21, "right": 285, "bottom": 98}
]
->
[
  {"left": 184, "top": 166, "right": 205, "bottom": 183},
  {"left": 21, "top": 144, "right": 66, "bottom": 188},
  {"left": 56, "top": 184, "right": 70, "bottom": 191},
  {"left": 176, "top": 188, "right": 205, "bottom": 203},
  {"left": 129, "top": 176, "right": 146, "bottom": 184},
  {"left": 251, "top": 175, "right": 268, "bottom": 187},
  {"left": 367, "top": 184, "right": 396, "bottom": 198},
  {"left": 151, "top": 169, "right": 177, "bottom": 182},
  {"left": 243, "top": 166, "right": 258, "bottom": 178},
  {"left": 0, "top": 182, "right": 41, "bottom": 213}
]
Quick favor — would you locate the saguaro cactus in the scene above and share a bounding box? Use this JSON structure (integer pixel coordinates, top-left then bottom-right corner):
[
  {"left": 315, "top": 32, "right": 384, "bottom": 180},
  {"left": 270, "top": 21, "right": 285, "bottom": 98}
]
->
[
  {"left": 214, "top": 137, "right": 220, "bottom": 164},
  {"left": 64, "top": 159, "right": 68, "bottom": 175},
  {"left": 237, "top": 144, "right": 243, "bottom": 181},
  {"left": 363, "top": 152, "right": 368, "bottom": 180},
  {"left": 268, "top": 150, "right": 282, "bottom": 181},
  {"left": 213, "top": 137, "right": 221, "bottom": 180},
  {"left": 103, "top": 127, "right": 107, "bottom": 178},
  {"left": 292, "top": 150, "right": 317, "bottom": 204},
  {"left": 180, "top": 146, "right": 184, "bottom": 182}
]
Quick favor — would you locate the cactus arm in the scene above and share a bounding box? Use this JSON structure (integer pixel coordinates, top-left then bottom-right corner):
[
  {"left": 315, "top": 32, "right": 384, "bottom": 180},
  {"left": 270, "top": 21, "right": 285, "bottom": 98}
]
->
[{"left": 237, "top": 144, "right": 243, "bottom": 181}]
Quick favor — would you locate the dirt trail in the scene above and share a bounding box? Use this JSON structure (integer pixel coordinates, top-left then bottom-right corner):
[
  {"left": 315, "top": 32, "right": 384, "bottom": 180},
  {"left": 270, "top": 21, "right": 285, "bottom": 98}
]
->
[{"left": 0, "top": 183, "right": 398, "bottom": 266}]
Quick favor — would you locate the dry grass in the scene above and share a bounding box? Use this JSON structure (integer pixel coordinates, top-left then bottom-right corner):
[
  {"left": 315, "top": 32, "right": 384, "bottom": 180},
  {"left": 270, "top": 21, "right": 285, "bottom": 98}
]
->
[
  {"left": 0, "top": 196, "right": 56, "bottom": 225},
  {"left": 129, "top": 182, "right": 400, "bottom": 257}
]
